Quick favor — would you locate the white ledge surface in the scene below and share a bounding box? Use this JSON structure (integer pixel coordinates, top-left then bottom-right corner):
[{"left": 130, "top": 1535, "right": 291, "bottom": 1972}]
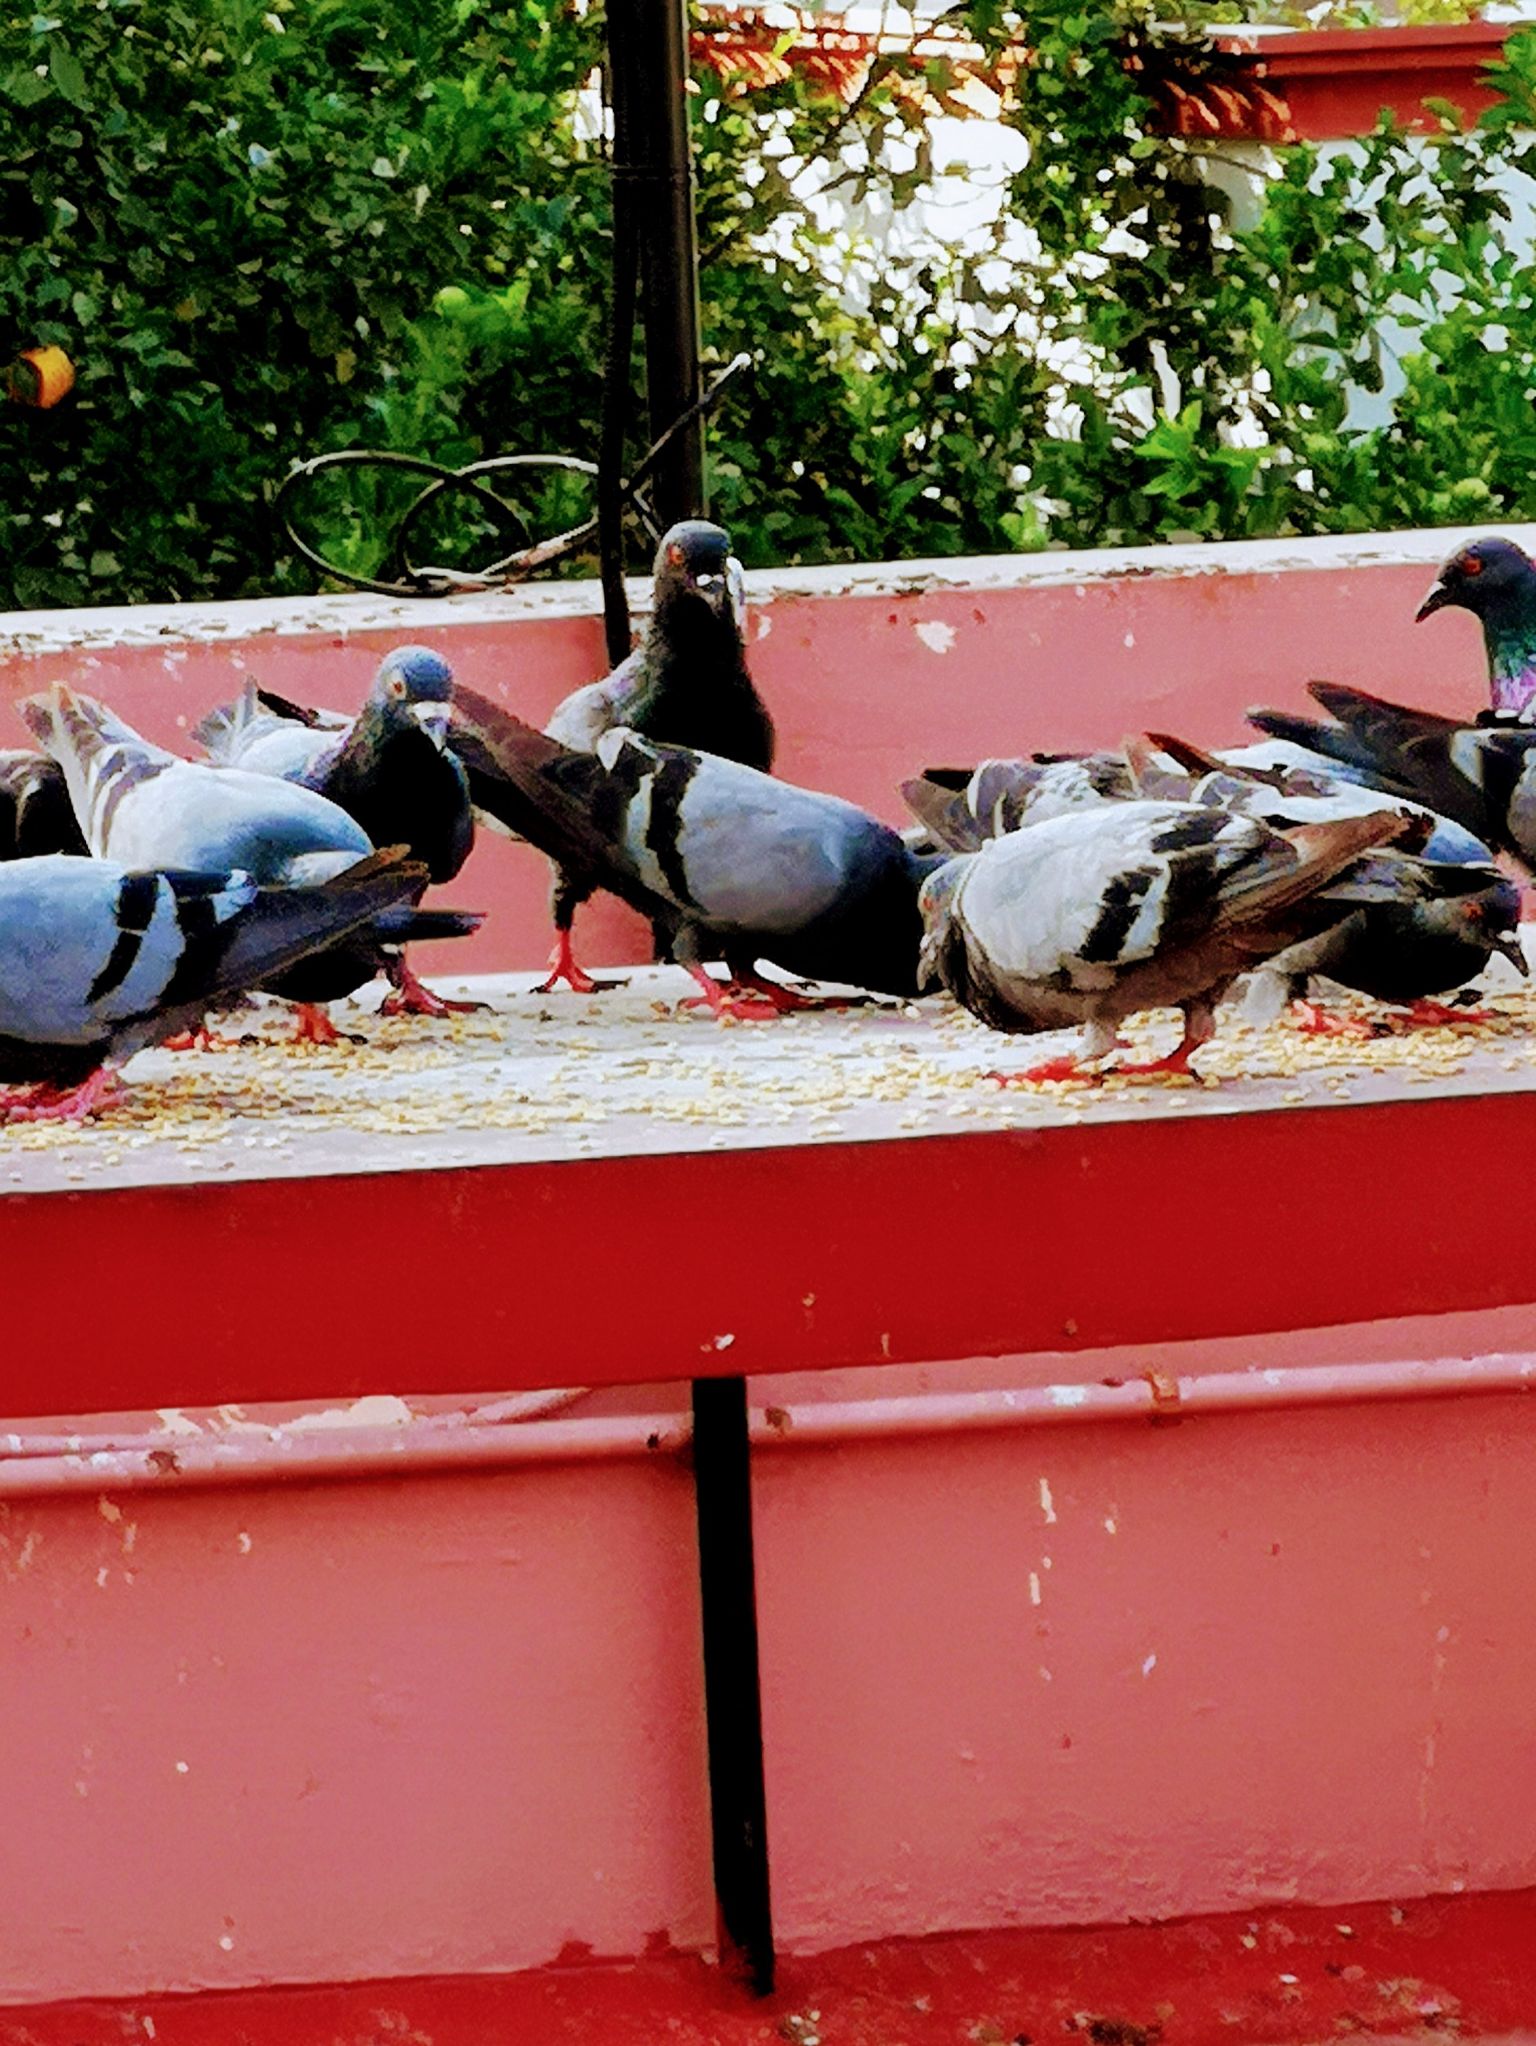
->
[{"left": 1, "top": 524, "right": 1528, "bottom": 658}]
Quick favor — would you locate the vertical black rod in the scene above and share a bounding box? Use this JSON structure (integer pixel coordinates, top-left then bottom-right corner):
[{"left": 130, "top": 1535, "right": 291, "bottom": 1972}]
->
[
  {"left": 621, "top": 0, "right": 706, "bottom": 524},
  {"left": 692, "top": 1375, "right": 776, "bottom": 1994},
  {"left": 599, "top": 20, "right": 639, "bottom": 666}
]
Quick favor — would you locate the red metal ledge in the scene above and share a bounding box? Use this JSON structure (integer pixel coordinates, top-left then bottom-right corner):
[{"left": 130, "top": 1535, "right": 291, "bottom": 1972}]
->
[
  {"left": 15, "top": 1887, "right": 1536, "bottom": 2045},
  {"left": 8, "top": 1078, "right": 1536, "bottom": 1416}
]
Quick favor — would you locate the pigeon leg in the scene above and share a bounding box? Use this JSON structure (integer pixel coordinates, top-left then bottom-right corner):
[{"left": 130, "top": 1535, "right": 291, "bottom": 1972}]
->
[
  {"left": 1386, "top": 997, "right": 1497, "bottom": 1031},
  {"left": 0, "top": 1066, "right": 125, "bottom": 1125},
  {"left": 161, "top": 1026, "right": 249, "bottom": 1053},
  {"left": 289, "top": 1002, "right": 346, "bottom": 1047},
  {"left": 1291, "top": 998, "right": 1379, "bottom": 1040},
  {"left": 677, "top": 964, "right": 786, "bottom": 1023},
  {"left": 1113, "top": 1000, "right": 1216, "bottom": 1080},
  {"left": 727, "top": 969, "right": 871, "bottom": 1014},
  {"left": 379, "top": 953, "right": 489, "bottom": 1018},
  {"left": 534, "top": 929, "right": 620, "bottom": 996}
]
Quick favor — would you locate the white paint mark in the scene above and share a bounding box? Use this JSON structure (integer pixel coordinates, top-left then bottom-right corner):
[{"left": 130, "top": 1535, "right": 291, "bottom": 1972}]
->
[
  {"left": 144, "top": 2019, "right": 157, "bottom": 2041},
  {"left": 1028, "top": 1572, "right": 1042, "bottom": 1605},
  {"left": 755, "top": 613, "right": 773, "bottom": 641},
  {"left": 1038, "top": 1666, "right": 1053, "bottom": 1683},
  {"left": 237, "top": 1532, "right": 253, "bottom": 1555},
  {"left": 175, "top": 1761, "right": 189, "bottom": 1775},
  {"left": 1436, "top": 1625, "right": 1450, "bottom": 1643},
  {"left": 1104, "top": 1516, "right": 1118, "bottom": 1535},
  {"left": 1142, "top": 1653, "right": 1158, "bottom": 1677},
  {"left": 1042, "top": 1555, "right": 1053, "bottom": 1570},
  {"left": 1038, "top": 1477, "right": 1057, "bottom": 1524},
  {"left": 16, "top": 1531, "right": 38, "bottom": 1571},
  {"left": 122, "top": 1522, "right": 137, "bottom": 1554},
  {"left": 1048, "top": 1384, "right": 1089, "bottom": 1407},
  {"left": 1123, "top": 630, "right": 1135, "bottom": 648},
  {"left": 1279, "top": 1974, "right": 1298, "bottom": 1985},
  {"left": 913, "top": 619, "right": 956, "bottom": 655},
  {"left": 218, "top": 1935, "right": 234, "bottom": 1952},
  {"left": 97, "top": 1496, "right": 122, "bottom": 1524},
  {"left": 95, "top": 1566, "right": 109, "bottom": 1589},
  {"left": 1262, "top": 1369, "right": 1283, "bottom": 1386},
  {"left": 286, "top": 1394, "right": 411, "bottom": 1434},
  {"left": 155, "top": 1409, "right": 203, "bottom": 1437}
]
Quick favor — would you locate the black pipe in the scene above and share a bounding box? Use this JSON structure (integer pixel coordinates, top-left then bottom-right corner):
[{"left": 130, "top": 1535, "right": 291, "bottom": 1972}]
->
[
  {"left": 692, "top": 1375, "right": 776, "bottom": 1994},
  {"left": 610, "top": 0, "right": 706, "bottom": 526},
  {"left": 598, "top": 21, "right": 640, "bottom": 666}
]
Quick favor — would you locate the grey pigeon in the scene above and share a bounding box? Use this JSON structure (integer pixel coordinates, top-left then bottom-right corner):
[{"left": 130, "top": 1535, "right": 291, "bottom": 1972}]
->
[
  {"left": 452, "top": 685, "right": 936, "bottom": 1015},
  {"left": 514, "top": 520, "right": 774, "bottom": 993},
  {"left": 19, "top": 684, "right": 477, "bottom": 1040},
  {"left": 194, "top": 646, "right": 477, "bottom": 1016},
  {"left": 916, "top": 799, "right": 1408, "bottom": 1084},
  {"left": 0, "top": 848, "right": 424, "bottom": 1123}
]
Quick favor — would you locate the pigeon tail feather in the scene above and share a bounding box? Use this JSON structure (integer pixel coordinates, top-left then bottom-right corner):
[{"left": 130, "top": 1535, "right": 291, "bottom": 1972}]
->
[
  {"left": 207, "top": 848, "right": 426, "bottom": 998},
  {"left": 1213, "top": 808, "right": 1409, "bottom": 935}
]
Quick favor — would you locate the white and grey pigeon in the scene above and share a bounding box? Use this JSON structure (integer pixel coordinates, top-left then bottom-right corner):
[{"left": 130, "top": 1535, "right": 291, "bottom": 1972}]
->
[
  {"left": 451, "top": 685, "right": 938, "bottom": 1016},
  {"left": 916, "top": 798, "right": 1408, "bottom": 1084},
  {"left": 193, "top": 647, "right": 477, "bottom": 1017},
  {"left": 0, "top": 848, "right": 423, "bottom": 1124},
  {"left": 17, "top": 684, "right": 479, "bottom": 1042}
]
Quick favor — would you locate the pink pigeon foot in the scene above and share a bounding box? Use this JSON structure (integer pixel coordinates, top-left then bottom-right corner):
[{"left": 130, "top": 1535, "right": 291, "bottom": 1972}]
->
[
  {"left": 1386, "top": 997, "right": 1496, "bottom": 1031},
  {"left": 380, "top": 956, "right": 488, "bottom": 1018},
  {"left": 0, "top": 1066, "right": 125, "bottom": 1125},
  {"left": 677, "top": 966, "right": 787, "bottom": 1022},
  {"left": 289, "top": 1003, "right": 346, "bottom": 1047},
  {"left": 1291, "top": 999, "right": 1379, "bottom": 1040},
  {"left": 534, "top": 930, "right": 619, "bottom": 996},
  {"left": 987, "top": 1056, "right": 1103, "bottom": 1087}
]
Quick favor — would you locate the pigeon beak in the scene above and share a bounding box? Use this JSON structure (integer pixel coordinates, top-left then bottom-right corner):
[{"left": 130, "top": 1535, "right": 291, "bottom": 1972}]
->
[
  {"left": 1493, "top": 930, "right": 1529, "bottom": 976},
  {"left": 1415, "top": 580, "right": 1451, "bottom": 623},
  {"left": 410, "top": 701, "right": 451, "bottom": 749}
]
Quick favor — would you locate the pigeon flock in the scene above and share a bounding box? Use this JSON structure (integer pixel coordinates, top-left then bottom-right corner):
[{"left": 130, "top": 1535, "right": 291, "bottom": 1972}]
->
[{"left": 1, "top": 523, "right": 1533, "bottom": 1125}]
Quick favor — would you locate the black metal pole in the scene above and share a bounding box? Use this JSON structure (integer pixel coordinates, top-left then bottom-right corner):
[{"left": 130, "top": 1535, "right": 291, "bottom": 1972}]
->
[
  {"left": 691, "top": 1375, "right": 776, "bottom": 1994},
  {"left": 611, "top": 0, "right": 707, "bottom": 526}
]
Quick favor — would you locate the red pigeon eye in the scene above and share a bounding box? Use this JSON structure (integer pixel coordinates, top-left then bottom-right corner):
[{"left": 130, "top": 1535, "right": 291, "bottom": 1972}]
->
[
  {"left": 667, "top": 544, "right": 686, "bottom": 568},
  {"left": 388, "top": 674, "right": 406, "bottom": 698},
  {"left": 1461, "top": 553, "right": 1484, "bottom": 576}
]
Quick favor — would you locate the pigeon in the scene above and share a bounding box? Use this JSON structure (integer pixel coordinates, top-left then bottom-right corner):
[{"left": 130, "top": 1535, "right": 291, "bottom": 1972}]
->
[
  {"left": 0, "top": 847, "right": 425, "bottom": 1124},
  {"left": 902, "top": 753, "right": 1135, "bottom": 851},
  {"left": 193, "top": 646, "right": 476, "bottom": 1016},
  {"left": 904, "top": 737, "right": 1518, "bottom": 1030},
  {"left": 0, "top": 750, "right": 86, "bottom": 859},
  {"left": 916, "top": 799, "right": 1409, "bottom": 1084},
  {"left": 18, "top": 684, "right": 479, "bottom": 1042},
  {"left": 1246, "top": 679, "right": 1536, "bottom": 868},
  {"left": 451, "top": 684, "right": 937, "bottom": 1015},
  {"left": 1414, "top": 535, "right": 1536, "bottom": 719},
  {"left": 519, "top": 519, "right": 776, "bottom": 994}
]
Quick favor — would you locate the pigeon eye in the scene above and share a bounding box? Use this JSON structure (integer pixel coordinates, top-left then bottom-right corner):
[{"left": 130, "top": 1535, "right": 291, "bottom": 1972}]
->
[
  {"left": 387, "top": 674, "right": 407, "bottom": 699},
  {"left": 1461, "top": 554, "right": 1484, "bottom": 576},
  {"left": 667, "top": 544, "right": 686, "bottom": 568}
]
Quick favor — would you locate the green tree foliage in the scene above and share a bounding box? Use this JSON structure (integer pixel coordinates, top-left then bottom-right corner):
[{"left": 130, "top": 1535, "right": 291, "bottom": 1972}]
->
[{"left": 4, "top": 0, "right": 1536, "bottom": 606}]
